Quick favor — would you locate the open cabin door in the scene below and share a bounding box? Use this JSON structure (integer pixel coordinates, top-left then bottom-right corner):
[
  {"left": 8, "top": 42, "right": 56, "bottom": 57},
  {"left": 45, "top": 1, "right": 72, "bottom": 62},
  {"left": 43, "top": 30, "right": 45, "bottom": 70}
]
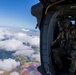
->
[{"left": 31, "top": 2, "right": 76, "bottom": 75}]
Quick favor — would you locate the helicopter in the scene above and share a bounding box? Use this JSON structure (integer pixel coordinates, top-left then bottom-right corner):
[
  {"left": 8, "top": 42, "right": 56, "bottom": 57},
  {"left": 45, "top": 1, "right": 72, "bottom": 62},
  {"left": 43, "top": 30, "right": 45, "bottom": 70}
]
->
[{"left": 31, "top": 0, "right": 76, "bottom": 75}]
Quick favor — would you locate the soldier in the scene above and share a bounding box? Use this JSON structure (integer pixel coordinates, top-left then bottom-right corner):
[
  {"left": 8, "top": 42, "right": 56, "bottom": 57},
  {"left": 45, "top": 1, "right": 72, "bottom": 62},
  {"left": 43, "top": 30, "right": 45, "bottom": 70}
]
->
[
  {"left": 67, "top": 24, "right": 76, "bottom": 75},
  {"left": 62, "top": 21, "right": 76, "bottom": 75},
  {"left": 51, "top": 17, "right": 76, "bottom": 75}
]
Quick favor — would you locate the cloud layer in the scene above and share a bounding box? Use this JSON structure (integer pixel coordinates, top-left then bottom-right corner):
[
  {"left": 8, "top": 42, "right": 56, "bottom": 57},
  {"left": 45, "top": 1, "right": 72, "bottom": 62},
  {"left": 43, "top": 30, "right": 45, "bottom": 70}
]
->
[
  {"left": 0, "top": 27, "right": 39, "bottom": 51},
  {"left": 13, "top": 50, "right": 35, "bottom": 57},
  {"left": 0, "top": 58, "right": 20, "bottom": 71},
  {"left": 0, "top": 27, "right": 40, "bottom": 75},
  {"left": 31, "top": 54, "right": 40, "bottom": 62},
  {"left": 0, "top": 27, "right": 40, "bottom": 62}
]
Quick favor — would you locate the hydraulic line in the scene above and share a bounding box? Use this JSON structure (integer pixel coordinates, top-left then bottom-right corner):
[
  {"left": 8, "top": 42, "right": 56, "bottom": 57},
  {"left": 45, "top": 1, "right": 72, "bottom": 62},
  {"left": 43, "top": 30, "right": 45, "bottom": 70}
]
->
[{"left": 45, "top": 0, "right": 64, "bottom": 15}]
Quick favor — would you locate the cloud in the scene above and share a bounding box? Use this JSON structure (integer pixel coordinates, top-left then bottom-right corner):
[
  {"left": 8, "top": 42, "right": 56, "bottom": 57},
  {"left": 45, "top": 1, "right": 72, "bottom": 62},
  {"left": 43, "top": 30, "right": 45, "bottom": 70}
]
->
[
  {"left": 15, "top": 32, "right": 30, "bottom": 43},
  {"left": 0, "top": 58, "right": 20, "bottom": 71},
  {"left": 31, "top": 54, "right": 40, "bottom": 62},
  {"left": 0, "top": 28, "right": 13, "bottom": 40},
  {"left": 10, "top": 71, "right": 19, "bottom": 75},
  {"left": 0, "top": 39, "right": 31, "bottom": 51},
  {"left": 0, "top": 27, "right": 40, "bottom": 74},
  {"left": 13, "top": 50, "right": 35, "bottom": 57},
  {"left": 15, "top": 32, "right": 39, "bottom": 47},
  {"left": 0, "top": 27, "right": 40, "bottom": 62},
  {"left": 30, "top": 36, "right": 39, "bottom": 47},
  {"left": 22, "top": 28, "right": 29, "bottom": 32},
  {"left": 0, "top": 28, "right": 39, "bottom": 51}
]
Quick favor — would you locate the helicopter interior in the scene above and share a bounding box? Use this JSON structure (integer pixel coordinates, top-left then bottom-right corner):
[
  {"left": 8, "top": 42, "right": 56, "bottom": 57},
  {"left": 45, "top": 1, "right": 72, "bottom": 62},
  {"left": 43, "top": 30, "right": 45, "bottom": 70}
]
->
[
  {"left": 31, "top": 1, "right": 76, "bottom": 75},
  {"left": 52, "top": 19, "right": 76, "bottom": 72},
  {"left": 51, "top": 7, "right": 76, "bottom": 74}
]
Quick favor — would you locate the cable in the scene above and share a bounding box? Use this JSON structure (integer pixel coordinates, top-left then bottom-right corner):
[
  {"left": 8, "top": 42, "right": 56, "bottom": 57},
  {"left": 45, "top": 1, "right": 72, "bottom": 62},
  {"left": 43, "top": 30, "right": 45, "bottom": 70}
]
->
[{"left": 45, "top": 0, "right": 64, "bottom": 15}]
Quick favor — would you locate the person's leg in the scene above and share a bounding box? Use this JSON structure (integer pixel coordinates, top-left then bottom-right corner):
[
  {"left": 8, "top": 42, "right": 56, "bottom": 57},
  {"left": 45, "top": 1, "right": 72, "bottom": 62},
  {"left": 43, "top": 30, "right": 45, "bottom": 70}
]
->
[
  {"left": 69, "top": 59, "right": 75, "bottom": 75},
  {"left": 53, "top": 48, "right": 63, "bottom": 69},
  {"left": 69, "top": 51, "right": 76, "bottom": 75}
]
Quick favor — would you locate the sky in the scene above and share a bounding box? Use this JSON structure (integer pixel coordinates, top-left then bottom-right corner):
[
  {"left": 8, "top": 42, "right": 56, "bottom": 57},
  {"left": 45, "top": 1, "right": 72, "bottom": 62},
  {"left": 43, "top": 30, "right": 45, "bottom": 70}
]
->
[{"left": 0, "top": 0, "right": 39, "bottom": 29}]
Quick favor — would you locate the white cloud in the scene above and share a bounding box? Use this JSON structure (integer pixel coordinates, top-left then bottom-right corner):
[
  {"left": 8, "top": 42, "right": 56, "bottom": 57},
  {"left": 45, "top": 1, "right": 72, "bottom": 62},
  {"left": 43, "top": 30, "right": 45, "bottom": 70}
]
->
[
  {"left": 31, "top": 54, "right": 40, "bottom": 62},
  {"left": 0, "top": 27, "right": 40, "bottom": 73},
  {"left": 22, "top": 28, "right": 29, "bottom": 32},
  {"left": 30, "top": 36, "right": 39, "bottom": 47},
  {"left": 15, "top": 32, "right": 30, "bottom": 43},
  {"left": 0, "top": 27, "right": 41, "bottom": 75},
  {"left": 0, "top": 39, "right": 31, "bottom": 51},
  {"left": 0, "top": 58, "right": 20, "bottom": 71},
  {"left": 0, "top": 28, "right": 12, "bottom": 40},
  {"left": 15, "top": 32, "right": 39, "bottom": 47},
  {"left": 10, "top": 71, "right": 19, "bottom": 75},
  {"left": 13, "top": 50, "right": 35, "bottom": 57},
  {"left": 0, "top": 27, "right": 39, "bottom": 54}
]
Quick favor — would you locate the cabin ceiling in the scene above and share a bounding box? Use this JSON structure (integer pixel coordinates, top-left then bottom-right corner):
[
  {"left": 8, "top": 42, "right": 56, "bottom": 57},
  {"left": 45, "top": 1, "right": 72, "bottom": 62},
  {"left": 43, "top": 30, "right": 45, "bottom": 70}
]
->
[
  {"left": 54, "top": 3, "right": 76, "bottom": 19},
  {"left": 49, "top": 0, "right": 76, "bottom": 3}
]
